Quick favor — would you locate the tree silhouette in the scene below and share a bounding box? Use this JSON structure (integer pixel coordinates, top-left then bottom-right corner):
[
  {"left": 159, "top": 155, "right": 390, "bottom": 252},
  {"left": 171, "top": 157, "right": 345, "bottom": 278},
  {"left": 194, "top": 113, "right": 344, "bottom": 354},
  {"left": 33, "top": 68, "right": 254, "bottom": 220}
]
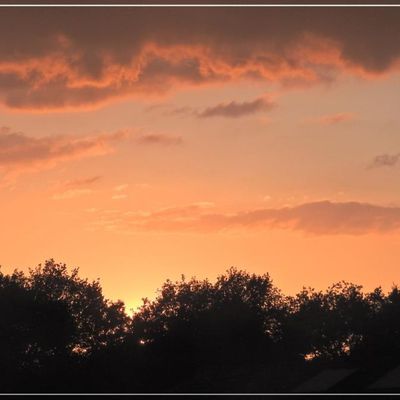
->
[
  {"left": 27, "top": 259, "right": 129, "bottom": 353},
  {"left": 130, "top": 268, "right": 286, "bottom": 391},
  {"left": 1, "top": 259, "right": 400, "bottom": 392},
  {"left": 0, "top": 268, "right": 74, "bottom": 391},
  {"left": 281, "top": 282, "right": 370, "bottom": 362},
  {"left": 0, "top": 260, "right": 130, "bottom": 392}
]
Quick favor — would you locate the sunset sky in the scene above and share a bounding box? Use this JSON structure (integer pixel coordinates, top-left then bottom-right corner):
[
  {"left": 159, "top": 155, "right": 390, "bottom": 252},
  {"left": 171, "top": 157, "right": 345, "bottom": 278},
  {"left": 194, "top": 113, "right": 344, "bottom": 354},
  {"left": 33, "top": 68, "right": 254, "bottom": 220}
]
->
[{"left": 1, "top": 5, "right": 400, "bottom": 311}]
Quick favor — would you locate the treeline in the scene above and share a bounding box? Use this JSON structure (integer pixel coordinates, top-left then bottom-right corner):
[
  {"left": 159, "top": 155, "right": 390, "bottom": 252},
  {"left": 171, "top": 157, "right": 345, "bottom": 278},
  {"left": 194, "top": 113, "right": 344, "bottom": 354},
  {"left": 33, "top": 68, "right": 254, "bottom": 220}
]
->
[{"left": 1, "top": 259, "right": 400, "bottom": 392}]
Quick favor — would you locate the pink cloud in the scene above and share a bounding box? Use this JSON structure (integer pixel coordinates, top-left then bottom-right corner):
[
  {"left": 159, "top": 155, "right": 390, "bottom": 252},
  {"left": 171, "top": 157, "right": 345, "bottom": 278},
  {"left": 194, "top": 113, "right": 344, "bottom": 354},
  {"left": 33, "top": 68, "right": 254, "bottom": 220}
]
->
[
  {"left": 88, "top": 201, "right": 400, "bottom": 236},
  {"left": 0, "top": 127, "right": 128, "bottom": 176}
]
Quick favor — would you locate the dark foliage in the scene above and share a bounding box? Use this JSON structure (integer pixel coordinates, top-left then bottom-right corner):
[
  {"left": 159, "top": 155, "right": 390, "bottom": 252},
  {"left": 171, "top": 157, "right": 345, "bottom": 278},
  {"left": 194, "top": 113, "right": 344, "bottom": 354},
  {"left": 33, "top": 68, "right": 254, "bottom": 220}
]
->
[{"left": 1, "top": 260, "right": 400, "bottom": 392}]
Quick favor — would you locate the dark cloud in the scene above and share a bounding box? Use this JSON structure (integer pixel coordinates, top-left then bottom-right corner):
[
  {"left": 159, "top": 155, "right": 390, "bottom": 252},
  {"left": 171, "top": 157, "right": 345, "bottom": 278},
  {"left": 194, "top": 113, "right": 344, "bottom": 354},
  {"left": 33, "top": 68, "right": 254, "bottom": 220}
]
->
[
  {"left": 0, "top": 8, "right": 399, "bottom": 109},
  {"left": 197, "top": 97, "right": 275, "bottom": 118},
  {"left": 136, "top": 133, "right": 183, "bottom": 146},
  {"left": 152, "top": 97, "right": 275, "bottom": 119},
  {"left": 368, "top": 153, "right": 400, "bottom": 169}
]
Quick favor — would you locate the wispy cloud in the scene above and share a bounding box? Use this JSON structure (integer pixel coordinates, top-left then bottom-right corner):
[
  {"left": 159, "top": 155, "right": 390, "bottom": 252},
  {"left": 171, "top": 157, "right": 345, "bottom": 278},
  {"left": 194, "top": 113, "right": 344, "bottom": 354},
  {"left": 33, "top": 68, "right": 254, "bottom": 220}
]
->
[
  {"left": 51, "top": 175, "right": 101, "bottom": 200},
  {"left": 52, "top": 188, "right": 94, "bottom": 200},
  {"left": 113, "top": 184, "right": 129, "bottom": 192},
  {"left": 0, "top": 126, "right": 128, "bottom": 176},
  {"left": 197, "top": 97, "right": 276, "bottom": 119},
  {"left": 88, "top": 200, "right": 400, "bottom": 236},
  {"left": 112, "top": 194, "right": 128, "bottom": 200},
  {"left": 308, "top": 112, "right": 356, "bottom": 126},
  {"left": 153, "top": 96, "right": 276, "bottom": 119},
  {"left": 62, "top": 176, "right": 102, "bottom": 189}
]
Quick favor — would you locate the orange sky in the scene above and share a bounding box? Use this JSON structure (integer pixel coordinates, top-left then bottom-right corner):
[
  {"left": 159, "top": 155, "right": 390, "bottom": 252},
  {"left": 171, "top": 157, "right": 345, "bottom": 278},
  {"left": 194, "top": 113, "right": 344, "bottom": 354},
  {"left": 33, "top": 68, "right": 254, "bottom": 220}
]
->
[{"left": 1, "top": 6, "right": 400, "bottom": 312}]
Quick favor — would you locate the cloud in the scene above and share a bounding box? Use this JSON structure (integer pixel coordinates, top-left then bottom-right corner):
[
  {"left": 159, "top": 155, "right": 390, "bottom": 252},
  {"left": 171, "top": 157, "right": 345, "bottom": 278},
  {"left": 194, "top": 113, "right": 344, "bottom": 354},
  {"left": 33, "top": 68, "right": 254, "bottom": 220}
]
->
[
  {"left": 88, "top": 200, "right": 400, "bottom": 236},
  {"left": 113, "top": 184, "right": 128, "bottom": 192},
  {"left": 52, "top": 188, "right": 93, "bottom": 200},
  {"left": 51, "top": 175, "right": 101, "bottom": 200},
  {"left": 167, "top": 106, "right": 196, "bottom": 117},
  {"left": 314, "top": 112, "right": 355, "bottom": 125},
  {"left": 368, "top": 153, "right": 400, "bottom": 169},
  {"left": 62, "top": 175, "right": 102, "bottom": 189},
  {"left": 197, "top": 97, "right": 276, "bottom": 118},
  {"left": 1, "top": 8, "right": 400, "bottom": 110},
  {"left": 153, "top": 96, "right": 275, "bottom": 119},
  {"left": 112, "top": 194, "right": 128, "bottom": 201},
  {"left": 136, "top": 133, "right": 183, "bottom": 146},
  {"left": 0, "top": 126, "right": 127, "bottom": 176}
]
